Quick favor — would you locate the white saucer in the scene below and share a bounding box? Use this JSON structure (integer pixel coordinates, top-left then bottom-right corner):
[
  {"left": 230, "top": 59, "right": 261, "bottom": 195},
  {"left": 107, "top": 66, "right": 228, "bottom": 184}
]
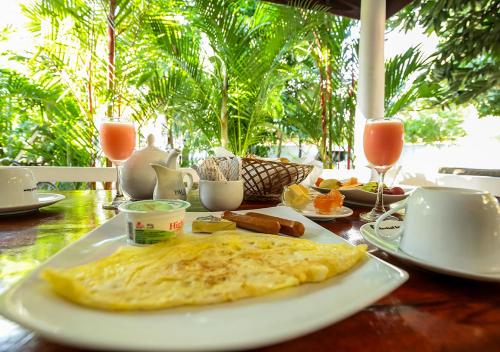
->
[
  {"left": 0, "top": 193, "right": 65, "bottom": 216},
  {"left": 360, "top": 223, "right": 500, "bottom": 282},
  {"left": 297, "top": 205, "right": 353, "bottom": 221}
]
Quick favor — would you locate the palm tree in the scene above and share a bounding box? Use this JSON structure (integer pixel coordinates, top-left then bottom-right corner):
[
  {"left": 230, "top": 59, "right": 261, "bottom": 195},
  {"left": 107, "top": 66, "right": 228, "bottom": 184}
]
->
[
  {"left": 145, "top": 0, "right": 317, "bottom": 156},
  {"left": 21, "top": 0, "right": 157, "bottom": 165},
  {"left": 0, "top": 68, "right": 93, "bottom": 171},
  {"left": 385, "top": 46, "right": 430, "bottom": 117}
]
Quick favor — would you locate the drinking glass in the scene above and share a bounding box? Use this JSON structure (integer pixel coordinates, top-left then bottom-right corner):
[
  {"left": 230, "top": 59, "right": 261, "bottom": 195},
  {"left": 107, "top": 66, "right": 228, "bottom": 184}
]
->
[
  {"left": 99, "top": 117, "right": 136, "bottom": 209},
  {"left": 360, "top": 117, "right": 404, "bottom": 222}
]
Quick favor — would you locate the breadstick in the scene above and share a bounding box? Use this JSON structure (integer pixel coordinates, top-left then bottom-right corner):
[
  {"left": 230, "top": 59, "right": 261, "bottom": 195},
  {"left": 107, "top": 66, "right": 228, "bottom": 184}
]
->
[
  {"left": 222, "top": 211, "right": 280, "bottom": 234},
  {"left": 246, "top": 212, "right": 305, "bottom": 237}
]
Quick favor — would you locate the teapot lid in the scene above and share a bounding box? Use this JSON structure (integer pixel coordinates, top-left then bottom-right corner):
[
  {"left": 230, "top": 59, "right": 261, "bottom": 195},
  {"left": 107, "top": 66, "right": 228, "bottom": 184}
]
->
[
  {"left": 146, "top": 134, "right": 157, "bottom": 149},
  {"left": 126, "top": 134, "right": 170, "bottom": 163}
]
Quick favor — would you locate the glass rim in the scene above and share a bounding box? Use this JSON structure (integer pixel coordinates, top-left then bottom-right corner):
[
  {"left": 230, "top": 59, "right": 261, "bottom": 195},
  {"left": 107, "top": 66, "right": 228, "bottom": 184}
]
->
[
  {"left": 99, "top": 116, "right": 134, "bottom": 123},
  {"left": 365, "top": 117, "right": 402, "bottom": 123}
]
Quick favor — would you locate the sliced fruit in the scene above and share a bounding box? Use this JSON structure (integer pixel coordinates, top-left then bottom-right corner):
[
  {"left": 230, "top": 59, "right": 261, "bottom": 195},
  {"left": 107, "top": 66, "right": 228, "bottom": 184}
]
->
[
  {"left": 315, "top": 177, "right": 324, "bottom": 187},
  {"left": 283, "top": 184, "right": 311, "bottom": 210},
  {"left": 361, "top": 181, "right": 385, "bottom": 193},
  {"left": 342, "top": 177, "right": 359, "bottom": 187},
  {"left": 389, "top": 186, "right": 405, "bottom": 195},
  {"left": 313, "top": 189, "right": 344, "bottom": 214},
  {"left": 318, "top": 179, "right": 342, "bottom": 190}
]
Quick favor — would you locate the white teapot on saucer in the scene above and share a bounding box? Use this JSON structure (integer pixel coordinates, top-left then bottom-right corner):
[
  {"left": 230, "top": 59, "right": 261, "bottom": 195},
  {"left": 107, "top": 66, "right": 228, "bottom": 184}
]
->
[{"left": 121, "top": 134, "right": 180, "bottom": 200}]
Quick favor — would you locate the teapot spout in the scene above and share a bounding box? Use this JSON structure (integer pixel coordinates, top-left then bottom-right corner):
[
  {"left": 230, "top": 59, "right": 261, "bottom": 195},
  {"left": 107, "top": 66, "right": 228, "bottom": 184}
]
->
[{"left": 165, "top": 149, "right": 181, "bottom": 169}]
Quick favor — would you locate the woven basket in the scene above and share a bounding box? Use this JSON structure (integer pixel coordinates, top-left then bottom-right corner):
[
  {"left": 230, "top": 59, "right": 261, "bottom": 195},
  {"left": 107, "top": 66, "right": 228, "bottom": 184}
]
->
[{"left": 241, "top": 158, "right": 313, "bottom": 201}]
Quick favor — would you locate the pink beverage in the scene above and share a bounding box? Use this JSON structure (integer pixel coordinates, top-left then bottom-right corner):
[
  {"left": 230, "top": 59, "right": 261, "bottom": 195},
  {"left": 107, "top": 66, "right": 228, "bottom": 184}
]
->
[
  {"left": 99, "top": 121, "right": 136, "bottom": 162},
  {"left": 363, "top": 119, "right": 404, "bottom": 168}
]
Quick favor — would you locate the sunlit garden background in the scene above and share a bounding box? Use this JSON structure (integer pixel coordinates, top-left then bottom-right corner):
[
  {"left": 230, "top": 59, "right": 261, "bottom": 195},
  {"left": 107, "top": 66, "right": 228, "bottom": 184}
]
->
[{"left": 1, "top": 0, "right": 499, "bottom": 189}]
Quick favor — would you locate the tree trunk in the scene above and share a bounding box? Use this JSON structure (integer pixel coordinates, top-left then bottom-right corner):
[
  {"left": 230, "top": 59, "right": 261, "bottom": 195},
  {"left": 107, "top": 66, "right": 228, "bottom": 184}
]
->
[
  {"left": 87, "top": 51, "right": 96, "bottom": 190},
  {"left": 313, "top": 31, "right": 329, "bottom": 168},
  {"left": 104, "top": 0, "right": 116, "bottom": 191},
  {"left": 168, "top": 127, "right": 174, "bottom": 148},
  {"left": 347, "top": 145, "right": 351, "bottom": 169},
  {"left": 298, "top": 137, "right": 302, "bottom": 158},
  {"left": 319, "top": 76, "right": 328, "bottom": 167},
  {"left": 220, "top": 64, "right": 229, "bottom": 149},
  {"left": 347, "top": 73, "right": 356, "bottom": 170},
  {"left": 277, "top": 129, "right": 283, "bottom": 157},
  {"left": 106, "top": 0, "right": 116, "bottom": 118},
  {"left": 326, "top": 60, "right": 333, "bottom": 169}
]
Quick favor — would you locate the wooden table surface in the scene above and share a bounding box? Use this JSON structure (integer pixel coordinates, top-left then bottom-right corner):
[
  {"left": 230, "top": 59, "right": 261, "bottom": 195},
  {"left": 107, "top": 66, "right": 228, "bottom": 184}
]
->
[{"left": 0, "top": 190, "right": 499, "bottom": 352}]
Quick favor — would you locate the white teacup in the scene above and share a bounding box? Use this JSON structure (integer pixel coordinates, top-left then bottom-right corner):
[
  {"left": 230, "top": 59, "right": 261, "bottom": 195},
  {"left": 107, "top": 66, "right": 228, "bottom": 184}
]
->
[
  {"left": 199, "top": 180, "right": 244, "bottom": 211},
  {"left": 0, "top": 167, "right": 38, "bottom": 208},
  {"left": 375, "top": 187, "right": 500, "bottom": 273}
]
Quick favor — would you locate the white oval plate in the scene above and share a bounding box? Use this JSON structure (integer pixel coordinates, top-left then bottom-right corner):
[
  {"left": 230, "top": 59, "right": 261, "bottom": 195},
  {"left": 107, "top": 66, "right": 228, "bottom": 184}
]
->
[
  {"left": 0, "top": 207, "right": 408, "bottom": 351},
  {"left": 360, "top": 223, "right": 500, "bottom": 282},
  {"left": 339, "top": 188, "right": 409, "bottom": 206},
  {"left": 0, "top": 193, "right": 65, "bottom": 215}
]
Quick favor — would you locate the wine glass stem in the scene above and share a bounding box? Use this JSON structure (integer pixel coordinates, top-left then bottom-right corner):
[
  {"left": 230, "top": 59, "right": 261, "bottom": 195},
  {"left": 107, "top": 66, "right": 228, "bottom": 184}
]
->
[
  {"left": 373, "top": 170, "right": 386, "bottom": 213},
  {"left": 115, "top": 164, "right": 123, "bottom": 198}
]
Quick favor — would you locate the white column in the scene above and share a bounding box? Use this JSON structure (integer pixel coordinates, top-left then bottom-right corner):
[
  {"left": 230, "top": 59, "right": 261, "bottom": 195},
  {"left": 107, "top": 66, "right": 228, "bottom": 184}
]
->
[
  {"left": 353, "top": 0, "right": 386, "bottom": 172},
  {"left": 358, "top": 0, "right": 386, "bottom": 119}
]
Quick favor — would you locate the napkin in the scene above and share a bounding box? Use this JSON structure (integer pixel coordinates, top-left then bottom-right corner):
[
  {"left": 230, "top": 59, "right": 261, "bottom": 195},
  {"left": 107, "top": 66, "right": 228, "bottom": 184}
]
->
[{"left": 193, "top": 157, "right": 241, "bottom": 181}]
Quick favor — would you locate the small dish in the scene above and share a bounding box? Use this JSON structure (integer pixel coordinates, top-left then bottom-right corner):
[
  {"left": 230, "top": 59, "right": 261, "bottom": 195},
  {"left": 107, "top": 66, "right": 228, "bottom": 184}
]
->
[
  {"left": 282, "top": 187, "right": 352, "bottom": 221},
  {"left": 0, "top": 193, "right": 65, "bottom": 216},
  {"left": 298, "top": 205, "right": 353, "bottom": 221},
  {"left": 360, "top": 223, "right": 500, "bottom": 282}
]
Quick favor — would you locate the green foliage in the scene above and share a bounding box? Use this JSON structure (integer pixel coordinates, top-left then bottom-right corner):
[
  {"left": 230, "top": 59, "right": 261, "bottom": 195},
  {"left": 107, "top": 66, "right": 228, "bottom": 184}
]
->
[
  {"left": 144, "top": 0, "right": 319, "bottom": 156},
  {"left": 0, "top": 69, "right": 93, "bottom": 169},
  {"left": 403, "top": 108, "right": 466, "bottom": 144},
  {"left": 280, "top": 13, "right": 358, "bottom": 168},
  {"left": 384, "top": 46, "right": 432, "bottom": 117},
  {"left": 394, "top": 0, "right": 500, "bottom": 116},
  {"left": 0, "top": 0, "right": 460, "bottom": 176}
]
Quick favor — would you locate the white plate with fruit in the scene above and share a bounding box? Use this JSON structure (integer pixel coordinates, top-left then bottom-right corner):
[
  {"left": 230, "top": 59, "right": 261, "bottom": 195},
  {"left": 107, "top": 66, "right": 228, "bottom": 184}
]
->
[
  {"left": 312, "top": 178, "right": 411, "bottom": 206},
  {"left": 282, "top": 185, "right": 353, "bottom": 221}
]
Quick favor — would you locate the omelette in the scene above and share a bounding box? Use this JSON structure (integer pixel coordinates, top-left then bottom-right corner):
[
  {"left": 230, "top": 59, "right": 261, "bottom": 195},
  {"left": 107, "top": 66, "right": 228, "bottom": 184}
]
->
[{"left": 41, "top": 232, "right": 366, "bottom": 311}]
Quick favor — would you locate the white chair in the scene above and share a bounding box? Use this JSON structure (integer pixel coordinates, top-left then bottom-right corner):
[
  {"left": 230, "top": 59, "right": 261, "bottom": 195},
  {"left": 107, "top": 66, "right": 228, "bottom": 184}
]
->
[
  {"left": 435, "top": 174, "right": 500, "bottom": 197},
  {"left": 398, "top": 168, "right": 500, "bottom": 197}
]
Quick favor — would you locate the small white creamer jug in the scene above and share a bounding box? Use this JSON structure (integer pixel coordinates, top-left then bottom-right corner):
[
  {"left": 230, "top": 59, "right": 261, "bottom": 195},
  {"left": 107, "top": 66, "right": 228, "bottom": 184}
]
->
[{"left": 151, "top": 163, "right": 193, "bottom": 201}]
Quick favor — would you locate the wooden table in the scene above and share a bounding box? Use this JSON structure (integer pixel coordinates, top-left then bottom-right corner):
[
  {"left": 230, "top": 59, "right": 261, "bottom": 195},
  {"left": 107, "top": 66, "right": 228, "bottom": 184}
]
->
[{"left": 1, "top": 190, "right": 499, "bottom": 352}]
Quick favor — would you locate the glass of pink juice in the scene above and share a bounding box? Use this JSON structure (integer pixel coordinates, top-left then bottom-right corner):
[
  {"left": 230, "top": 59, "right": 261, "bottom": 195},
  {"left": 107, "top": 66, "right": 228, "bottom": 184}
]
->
[
  {"left": 99, "top": 118, "right": 136, "bottom": 209},
  {"left": 360, "top": 118, "right": 404, "bottom": 222}
]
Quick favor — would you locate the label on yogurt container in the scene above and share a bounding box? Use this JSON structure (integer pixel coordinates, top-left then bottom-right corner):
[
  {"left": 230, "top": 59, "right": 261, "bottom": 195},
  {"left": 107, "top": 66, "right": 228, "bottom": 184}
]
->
[
  {"left": 127, "top": 220, "right": 183, "bottom": 245},
  {"left": 119, "top": 200, "right": 190, "bottom": 246}
]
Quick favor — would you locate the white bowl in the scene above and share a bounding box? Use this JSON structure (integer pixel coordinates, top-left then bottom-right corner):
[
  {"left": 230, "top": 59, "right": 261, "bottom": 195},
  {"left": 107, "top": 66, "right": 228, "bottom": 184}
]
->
[{"left": 199, "top": 180, "right": 243, "bottom": 211}]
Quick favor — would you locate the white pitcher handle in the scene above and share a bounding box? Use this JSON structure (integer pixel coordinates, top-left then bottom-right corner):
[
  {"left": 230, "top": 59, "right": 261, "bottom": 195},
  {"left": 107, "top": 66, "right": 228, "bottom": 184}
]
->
[
  {"left": 183, "top": 172, "right": 193, "bottom": 194},
  {"left": 374, "top": 201, "right": 406, "bottom": 239}
]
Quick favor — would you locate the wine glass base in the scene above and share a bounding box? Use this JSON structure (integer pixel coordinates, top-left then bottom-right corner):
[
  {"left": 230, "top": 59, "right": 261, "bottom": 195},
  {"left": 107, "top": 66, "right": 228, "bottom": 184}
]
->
[
  {"left": 359, "top": 209, "right": 399, "bottom": 222},
  {"left": 102, "top": 195, "right": 128, "bottom": 210}
]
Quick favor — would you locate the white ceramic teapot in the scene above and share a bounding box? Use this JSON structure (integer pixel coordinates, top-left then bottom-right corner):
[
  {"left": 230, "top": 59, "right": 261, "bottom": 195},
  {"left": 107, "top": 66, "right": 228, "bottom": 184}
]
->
[{"left": 121, "top": 134, "right": 180, "bottom": 200}]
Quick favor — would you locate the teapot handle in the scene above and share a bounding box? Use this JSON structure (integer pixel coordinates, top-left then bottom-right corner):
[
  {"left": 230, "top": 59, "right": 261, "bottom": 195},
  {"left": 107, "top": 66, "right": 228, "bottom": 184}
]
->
[{"left": 183, "top": 172, "right": 193, "bottom": 195}]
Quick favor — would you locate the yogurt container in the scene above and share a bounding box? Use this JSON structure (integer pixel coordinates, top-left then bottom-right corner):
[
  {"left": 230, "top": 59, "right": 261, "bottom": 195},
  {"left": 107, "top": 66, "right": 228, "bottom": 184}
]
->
[{"left": 118, "top": 199, "right": 190, "bottom": 245}]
